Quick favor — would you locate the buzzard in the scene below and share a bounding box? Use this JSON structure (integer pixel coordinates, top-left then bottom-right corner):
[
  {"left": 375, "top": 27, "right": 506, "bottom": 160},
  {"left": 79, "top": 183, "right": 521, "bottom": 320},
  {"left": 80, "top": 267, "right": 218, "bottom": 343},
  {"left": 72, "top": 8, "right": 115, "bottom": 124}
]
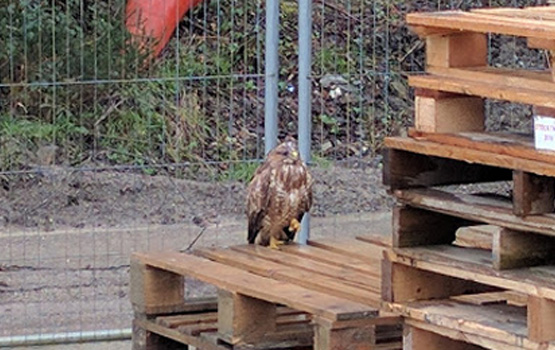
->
[{"left": 246, "top": 137, "right": 313, "bottom": 249}]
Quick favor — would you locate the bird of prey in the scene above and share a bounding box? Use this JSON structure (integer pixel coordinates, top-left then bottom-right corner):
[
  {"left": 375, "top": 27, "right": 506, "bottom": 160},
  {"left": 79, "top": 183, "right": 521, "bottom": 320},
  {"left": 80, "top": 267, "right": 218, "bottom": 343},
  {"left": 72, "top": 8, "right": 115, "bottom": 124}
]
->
[{"left": 246, "top": 137, "right": 313, "bottom": 249}]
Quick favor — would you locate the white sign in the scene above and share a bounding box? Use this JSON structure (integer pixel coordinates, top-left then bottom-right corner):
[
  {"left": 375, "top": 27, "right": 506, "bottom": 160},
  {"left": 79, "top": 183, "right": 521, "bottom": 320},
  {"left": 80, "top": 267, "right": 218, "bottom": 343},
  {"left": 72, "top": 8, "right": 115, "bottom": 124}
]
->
[{"left": 534, "top": 115, "right": 555, "bottom": 151}]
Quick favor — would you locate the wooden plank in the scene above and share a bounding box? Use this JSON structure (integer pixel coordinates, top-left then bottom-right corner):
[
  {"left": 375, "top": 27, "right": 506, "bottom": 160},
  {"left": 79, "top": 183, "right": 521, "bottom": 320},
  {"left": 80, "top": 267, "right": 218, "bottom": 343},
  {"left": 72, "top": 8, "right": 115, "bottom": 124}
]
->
[
  {"left": 528, "top": 37, "right": 555, "bottom": 49},
  {"left": 229, "top": 244, "right": 380, "bottom": 288},
  {"left": 308, "top": 238, "right": 387, "bottom": 264},
  {"left": 394, "top": 188, "right": 555, "bottom": 237},
  {"left": 452, "top": 291, "right": 528, "bottom": 307},
  {"left": 386, "top": 245, "right": 555, "bottom": 301},
  {"left": 391, "top": 298, "right": 555, "bottom": 350},
  {"left": 408, "top": 73, "right": 555, "bottom": 109},
  {"left": 407, "top": 320, "right": 527, "bottom": 350},
  {"left": 134, "top": 318, "right": 223, "bottom": 350},
  {"left": 471, "top": 6, "right": 555, "bottom": 20},
  {"left": 129, "top": 259, "right": 185, "bottom": 315},
  {"left": 513, "top": 170, "right": 555, "bottom": 216},
  {"left": 528, "top": 296, "right": 555, "bottom": 342},
  {"left": 414, "top": 95, "right": 484, "bottom": 133},
  {"left": 426, "top": 32, "right": 487, "bottom": 68},
  {"left": 314, "top": 317, "right": 377, "bottom": 350},
  {"left": 156, "top": 312, "right": 218, "bottom": 328},
  {"left": 393, "top": 204, "right": 477, "bottom": 248},
  {"left": 454, "top": 225, "right": 497, "bottom": 250},
  {"left": 356, "top": 232, "right": 393, "bottom": 248},
  {"left": 406, "top": 10, "right": 555, "bottom": 39},
  {"left": 132, "top": 251, "right": 378, "bottom": 321},
  {"left": 407, "top": 130, "right": 555, "bottom": 168},
  {"left": 404, "top": 325, "right": 484, "bottom": 350},
  {"left": 217, "top": 289, "right": 276, "bottom": 344},
  {"left": 194, "top": 247, "right": 381, "bottom": 306},
  {"left": 493, "top": 228, "right": 555, "bottom": 270},
  {"left": 387, "top": 300, "right": 528, "bottom": 347},
  {"left": 386, "top": 135, "right": 555, "bottom": 177},
  {"left": 426, "top": 66, "right": 555, "bottom": 94},
  {"left": 279, "top": 243, "right": 377, "bottom": 275},
  {"left": 381, "top": 259, "right": 496, "bottom": 303},
  {"left": 382, "top": 147, "right": 511, "bottom": 190}
]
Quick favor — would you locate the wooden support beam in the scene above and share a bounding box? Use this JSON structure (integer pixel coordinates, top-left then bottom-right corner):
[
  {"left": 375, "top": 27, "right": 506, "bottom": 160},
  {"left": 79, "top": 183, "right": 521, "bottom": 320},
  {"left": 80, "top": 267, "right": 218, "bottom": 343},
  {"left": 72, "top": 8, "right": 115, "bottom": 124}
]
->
[
  {"left": 393, "top": 205, "right": 478, "bottom": 248},
  {"left": 528, "top": 296, "right": 555, "bottom": 342},
  {"left": 528, "top": 37, "right": 555, "bottom": 50},
  {"left": 132, "top": 319, "right": 189, "bottom": 350},
  {"left": 404, "top": 324, "right": 485, "bottom": 350},
  {"left": 382, "top": 148, "right": 511, "bottom": 190},
  {"left": 414, "top": 93, "right": 484, "bottom": 133},
  {"left": 313, "top": 317, "right": 377, "bottom": 350},
  {"left": 493, "top": 228, "right": 555, "bottom": 270},
  {"left": 513, "top": 171, "right": 555, "bottom": 216},
  {"left": 454, "top": 225, "right": 498, "bottom": 250},
  {"left": 426, "top": 32, "right": 487, "bottom": 68},
  {"left": 130, "top": 258, "right": 185, "bottom": 315},
  {"left": 217, "top": 289, "right": 277, "bottom": 345},
  {"left": 381, "top": 259, "right": 495, "bottom": 303}
]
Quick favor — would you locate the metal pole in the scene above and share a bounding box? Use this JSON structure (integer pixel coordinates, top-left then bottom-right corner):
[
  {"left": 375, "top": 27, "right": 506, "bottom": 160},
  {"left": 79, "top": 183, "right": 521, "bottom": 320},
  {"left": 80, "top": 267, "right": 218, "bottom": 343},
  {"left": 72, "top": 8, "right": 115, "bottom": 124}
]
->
[
  {"left": 264, "top": 0, "right": 280, "bottom": 154},
  {"left": 298, "top": 0, "right": 312, "bottom": 244},
  {"left": 0, "top": 328, "right": 131, "bottom": 347}
]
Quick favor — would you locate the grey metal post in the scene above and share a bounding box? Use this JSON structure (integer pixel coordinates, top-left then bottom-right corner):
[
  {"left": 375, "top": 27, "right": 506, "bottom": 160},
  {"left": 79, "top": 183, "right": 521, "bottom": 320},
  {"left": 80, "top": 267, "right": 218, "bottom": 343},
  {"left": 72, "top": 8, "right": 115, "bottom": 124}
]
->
[
  {"left": 264, "top": 0, "right": 280, "bottom": 154},
  {"left": 298, "top": 0, "right": 312, "bottom": 244}
]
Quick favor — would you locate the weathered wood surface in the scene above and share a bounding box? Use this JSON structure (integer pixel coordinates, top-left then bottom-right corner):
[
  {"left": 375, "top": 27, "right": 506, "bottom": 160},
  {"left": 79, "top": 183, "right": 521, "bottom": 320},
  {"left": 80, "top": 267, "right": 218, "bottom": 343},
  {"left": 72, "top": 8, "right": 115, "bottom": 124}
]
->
[
  {"left": 413, "top": 93, "right": 484, "bottom": 133},
  {"left": 513, "top": 170, "right": 555, "bottom": 216},
  {"left": 392, "top": 205, "right": 477, "bottom": 248},
  {"left": 393, "top": 188, "right": 555, "bottom": 237},
  {"left": 383, "top": 147, "right": 510, "bottom": 189},
  {"left": 407, "top": 7, "right": 555, "bottom": 40},
  {"left": 426, "top": 66, "right": 555, "bottom": 94},
  {"left": 406, "top": 129, "right": 555, "bottom": 166},
  {"left": 388, "top": 298, "right": 555, "bottom": 350},
  {"left": 385, "top": 136, "right": 555, "bottom": 177},
  {"left": 132, "top": 251, "right": 378, "bottom": 321},
  {"left": 404, "top": 325, "right": 485, "bottom": 350},
  {"left": 425, "top": 32, "right": 487, "bottom": 68},
  {"left": 381, "top": 259, "right": 495, "bottom": 303},
  {"left": 453, "top": 225, "right": 497, "bottom": 250},
  {"left": 386, "top": 245, "right": 555, "bottom": 301},
  {"left": 194, "top": 245, "right": 381, "bottom": 307},
  {"left": 451, "top": 291, "right": 527, "bottom": 307},
  {"left": 492, "top": 228, "right": 555, "bottom": 270}
]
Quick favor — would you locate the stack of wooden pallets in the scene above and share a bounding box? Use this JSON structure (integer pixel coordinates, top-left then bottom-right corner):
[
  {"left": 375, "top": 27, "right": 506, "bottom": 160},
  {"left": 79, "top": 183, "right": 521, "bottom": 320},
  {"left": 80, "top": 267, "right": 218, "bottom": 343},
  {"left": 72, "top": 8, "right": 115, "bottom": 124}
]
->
[
  {"left": 130, "top": 237, "right": 402, "bottom": 350},
  {"left": 382, "top": 5, "right": 555, "bottom": 350}
]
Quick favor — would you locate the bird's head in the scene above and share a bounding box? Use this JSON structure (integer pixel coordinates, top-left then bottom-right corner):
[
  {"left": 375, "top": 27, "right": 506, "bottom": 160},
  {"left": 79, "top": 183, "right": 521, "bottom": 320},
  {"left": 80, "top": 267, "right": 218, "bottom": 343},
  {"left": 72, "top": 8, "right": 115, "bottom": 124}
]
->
[{"left": 269, "top": 137, "right": 300, "bottom": 163}]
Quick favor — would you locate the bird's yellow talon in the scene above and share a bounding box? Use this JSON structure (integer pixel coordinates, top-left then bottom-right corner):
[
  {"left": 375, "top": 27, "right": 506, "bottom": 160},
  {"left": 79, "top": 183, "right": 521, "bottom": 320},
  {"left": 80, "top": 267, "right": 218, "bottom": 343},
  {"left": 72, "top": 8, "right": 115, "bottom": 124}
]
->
[
  {"left": 269, "top": 236, "right": 285, "bottom": 250},
  {"left": 289, "top": 218, "right": 301, "bottom": 233}
]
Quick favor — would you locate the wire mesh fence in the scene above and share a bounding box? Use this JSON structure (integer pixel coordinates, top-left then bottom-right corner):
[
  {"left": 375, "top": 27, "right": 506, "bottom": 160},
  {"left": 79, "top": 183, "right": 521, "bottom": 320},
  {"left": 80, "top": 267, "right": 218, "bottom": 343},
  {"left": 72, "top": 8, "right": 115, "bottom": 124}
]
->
[{"left": 0, "top": 0, "right": 550, "bottom": 344}]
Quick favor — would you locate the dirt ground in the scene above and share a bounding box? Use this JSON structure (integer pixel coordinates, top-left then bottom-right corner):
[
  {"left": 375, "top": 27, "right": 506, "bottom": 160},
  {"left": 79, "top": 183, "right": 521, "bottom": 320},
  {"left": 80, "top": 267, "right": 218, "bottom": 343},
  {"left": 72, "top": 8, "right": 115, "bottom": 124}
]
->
[
  {"left": 0, "top": 157, "right": 391, "bottom": 232},
  {"left": 0, "top": 158, "right": 395, "bottom": 342}
]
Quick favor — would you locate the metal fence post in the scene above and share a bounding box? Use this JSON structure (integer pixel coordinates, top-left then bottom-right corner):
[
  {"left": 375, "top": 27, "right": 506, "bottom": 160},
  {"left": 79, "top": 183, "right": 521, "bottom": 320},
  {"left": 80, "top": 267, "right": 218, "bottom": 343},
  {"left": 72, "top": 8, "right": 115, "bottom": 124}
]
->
[
  {"left": 264, "top": 0, "right": 280, "bottom": 154},
  {"left": 298, "top": 0, "right": 312, "bottom": 244}
]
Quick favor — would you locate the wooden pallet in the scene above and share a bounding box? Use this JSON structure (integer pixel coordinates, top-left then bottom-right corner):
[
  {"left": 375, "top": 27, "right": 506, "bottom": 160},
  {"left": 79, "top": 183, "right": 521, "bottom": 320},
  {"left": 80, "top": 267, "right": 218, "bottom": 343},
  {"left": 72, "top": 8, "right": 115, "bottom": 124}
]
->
[
  {"left": 382, "top": 246, "right": 555, "bottom": 346},
  {"left": 130, "top": 239, "right": 402, "bottom": 350},
  {"left": 379, "top": 6, "right": 555, "bottom": 349},
  {"left": 404, "top": 6, "right": 555, "bottom": 134}
]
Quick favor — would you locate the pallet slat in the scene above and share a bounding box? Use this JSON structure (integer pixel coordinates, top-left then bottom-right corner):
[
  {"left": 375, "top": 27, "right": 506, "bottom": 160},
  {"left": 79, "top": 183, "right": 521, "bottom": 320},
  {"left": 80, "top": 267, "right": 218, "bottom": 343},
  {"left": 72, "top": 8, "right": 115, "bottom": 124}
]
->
[
  {"left": 394, "top": 188, "right": 555, "bottom": 237},
  {"left": 194, "top": 246, "right": 381, "bottom": 307},
  {"left": 386, "top": 245, "right": 555, "bottom": 301},
  {"left": 407, "top": 9, "right": 555, "bottom": 39},
  {"left": 389, "top": 298, "right": 555, "bottom": 350},
  {"left": 132, "top": 251, "right": 378, "bottom": 321}
]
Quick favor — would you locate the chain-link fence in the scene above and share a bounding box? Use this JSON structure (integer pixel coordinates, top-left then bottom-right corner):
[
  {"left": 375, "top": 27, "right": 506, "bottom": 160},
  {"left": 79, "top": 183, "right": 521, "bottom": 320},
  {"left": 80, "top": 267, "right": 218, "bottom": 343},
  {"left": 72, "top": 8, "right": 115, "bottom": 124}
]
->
[{"left": 0, "top": 0, "right": 549, "bottom": 345}]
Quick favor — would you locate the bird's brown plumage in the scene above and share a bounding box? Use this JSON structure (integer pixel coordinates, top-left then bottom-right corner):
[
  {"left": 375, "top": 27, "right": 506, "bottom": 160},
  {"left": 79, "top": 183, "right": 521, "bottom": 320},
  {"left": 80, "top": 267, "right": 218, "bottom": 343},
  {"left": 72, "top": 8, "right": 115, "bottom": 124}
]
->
[{"left": 246, "top": 138, "right": 313, "bottom": 247}]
